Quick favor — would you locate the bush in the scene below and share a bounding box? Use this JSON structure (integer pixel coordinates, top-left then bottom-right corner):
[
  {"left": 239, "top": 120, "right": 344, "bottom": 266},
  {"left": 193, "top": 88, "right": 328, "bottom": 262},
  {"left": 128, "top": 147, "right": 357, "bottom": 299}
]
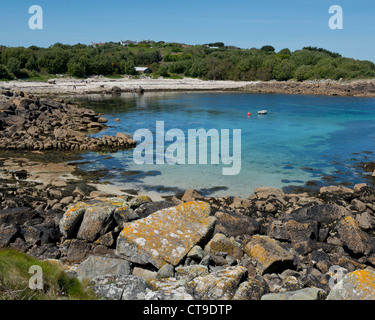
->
[
  {"left": 67, "top": 56, "right": 87, "bottom": 77},
  {"left": 120, "top": 60, "right": 136, "bottom": 75},
  {"left": 38, "top": 49, "right": 70, "bottom": 74},
  {"left": 157, "top": 64, "right": 169, "bottom": 77},
  {"left": 0, "top": 64, "right": 14, "bottom": 80},
  {"left": 294, "top": 65, "right": 313, "bottom": 81},
  {"left": 272, "top": 61, "right": 296, "bottom": 81},
  {"left": 6, "top": 57, "right": 21, "bottom": 77}
]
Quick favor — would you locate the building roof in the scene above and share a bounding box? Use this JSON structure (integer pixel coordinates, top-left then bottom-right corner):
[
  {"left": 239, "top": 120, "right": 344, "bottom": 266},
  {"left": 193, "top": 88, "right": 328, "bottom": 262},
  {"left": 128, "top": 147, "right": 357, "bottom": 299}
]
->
[{"left": 135, "top": 67, "right": 150, "bottom": 72}]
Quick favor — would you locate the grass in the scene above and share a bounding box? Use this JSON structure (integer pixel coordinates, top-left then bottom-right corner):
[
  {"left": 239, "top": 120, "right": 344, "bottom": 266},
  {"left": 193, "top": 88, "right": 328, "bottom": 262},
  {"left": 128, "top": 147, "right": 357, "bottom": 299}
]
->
[{"left": 0, "top": 249, "right": 96, "bottom": 300}]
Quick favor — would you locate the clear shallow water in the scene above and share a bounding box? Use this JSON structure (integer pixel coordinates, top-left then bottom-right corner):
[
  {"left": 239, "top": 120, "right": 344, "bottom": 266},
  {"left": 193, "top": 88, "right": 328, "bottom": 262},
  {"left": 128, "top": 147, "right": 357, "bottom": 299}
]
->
[{"left": 71, "top": 92, "right": 375, "bottom": 198}]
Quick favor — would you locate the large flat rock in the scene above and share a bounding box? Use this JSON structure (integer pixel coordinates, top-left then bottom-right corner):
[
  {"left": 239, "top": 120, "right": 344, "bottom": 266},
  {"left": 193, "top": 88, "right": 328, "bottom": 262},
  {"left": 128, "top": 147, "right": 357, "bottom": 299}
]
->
[{"left": 116, "top": 201, "right": 216, "bottom": 269}]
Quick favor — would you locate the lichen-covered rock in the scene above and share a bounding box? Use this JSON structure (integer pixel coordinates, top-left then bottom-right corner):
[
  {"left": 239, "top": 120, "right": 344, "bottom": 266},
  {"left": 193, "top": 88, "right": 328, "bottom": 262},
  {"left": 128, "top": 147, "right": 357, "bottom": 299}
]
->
[
  {"left": 91, "top": 274, "right": 148, "bottom": 300},
  {"left": 59, "top": 196, "right": 145, "bottom": 241},
  {"left": 204, "top": 233, "right": 243, "bottom": 260},
  {"left": 337, "top": 216, "right": 375, "bottom": 256},
  {"left": 129, "top": 195, "right": 152, "bottom": 208},
  {"left": 261, "top": 287, "right": 327, "bottom": 300},
  {"left": 232, "top": 276, "right": 269, "bottom": 300},
  {"left": 185, "top": 266, "right": 248, "bottom": 300},
  {"left": 244, "top": 235, "right": 294, "bottom": 274},
  {"left": 175, "top": 265, "right": 209, "bottom": 281},
  {"left": 326, "top": 269, "right": 375, "bottom": 300},
  {"left": 116, "top": 201, "right": 216, "bottom": 269},
  {"left": 59, "top": 202, "right": 89, "bottom": 238},
  {"left": 77, "top": 202, "right": 116, "bottom": 242},
  {"left": 146, "top": 278, "right": 193, "bottom": 300},
  {"left": 75, "top": 255, "right": 131, "bottom": 280}
]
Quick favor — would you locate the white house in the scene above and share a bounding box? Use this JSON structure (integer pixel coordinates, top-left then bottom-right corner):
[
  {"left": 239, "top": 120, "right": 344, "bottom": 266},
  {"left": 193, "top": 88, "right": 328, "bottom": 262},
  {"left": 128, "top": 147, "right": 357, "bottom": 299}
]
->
[{"left": 135, "top": 67, "right": 151, "bottom": 73}]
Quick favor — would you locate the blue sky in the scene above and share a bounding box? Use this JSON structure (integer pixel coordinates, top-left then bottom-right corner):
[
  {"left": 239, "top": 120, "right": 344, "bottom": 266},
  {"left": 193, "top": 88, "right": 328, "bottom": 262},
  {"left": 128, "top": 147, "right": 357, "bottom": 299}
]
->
[{"left": 1, "top": 0, "right": 374, "bottom": 61}]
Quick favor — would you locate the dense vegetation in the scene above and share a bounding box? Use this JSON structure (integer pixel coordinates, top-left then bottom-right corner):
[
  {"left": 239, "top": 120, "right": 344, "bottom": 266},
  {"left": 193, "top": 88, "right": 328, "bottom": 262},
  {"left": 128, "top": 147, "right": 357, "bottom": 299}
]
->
[
  {"left": 0, "top": 249, "right": 95, "bottom": 300},
  {"left": 0, "top": 41, "right": 374, "bottom": 81}
]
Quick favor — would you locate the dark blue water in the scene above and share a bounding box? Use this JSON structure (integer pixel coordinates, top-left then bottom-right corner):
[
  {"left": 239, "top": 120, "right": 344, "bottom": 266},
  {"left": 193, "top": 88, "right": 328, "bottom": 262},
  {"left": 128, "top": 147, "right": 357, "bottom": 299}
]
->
[{"left": 71, "top": 92, "right": 375, "bottom": 198}]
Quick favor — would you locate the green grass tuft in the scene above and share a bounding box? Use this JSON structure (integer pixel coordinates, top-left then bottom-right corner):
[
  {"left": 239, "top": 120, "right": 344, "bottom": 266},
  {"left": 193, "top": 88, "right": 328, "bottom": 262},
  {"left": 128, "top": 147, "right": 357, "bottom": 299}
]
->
[{"left": 0, "top": 249, "right": 96, "bottom": 300}]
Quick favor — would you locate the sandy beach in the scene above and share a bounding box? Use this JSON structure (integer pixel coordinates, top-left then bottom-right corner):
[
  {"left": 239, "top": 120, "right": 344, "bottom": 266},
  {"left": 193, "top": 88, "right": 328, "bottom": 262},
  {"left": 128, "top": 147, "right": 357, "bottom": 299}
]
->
[
  {"left": 1, "top": 76, "right": 375, "bottom": 97},
  {"left": 0, "top": 77, "right": 251, "bottom": 96}
]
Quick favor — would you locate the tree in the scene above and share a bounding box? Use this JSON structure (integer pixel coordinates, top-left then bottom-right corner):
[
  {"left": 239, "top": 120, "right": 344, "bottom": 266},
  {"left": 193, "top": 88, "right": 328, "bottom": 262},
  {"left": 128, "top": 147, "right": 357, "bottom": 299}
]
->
[
  {"left": 188, "top": 59, "right": 207, "bottom": 77},
  {"left": 260, "top": 45, "right": 275, "bottom": 53},
  {"left": 294, "top": 65, "right": 312, "bottom": 81},
  {"left": 157, "top": 65, "right": 169, "bottom": 77},
  {"left": 0, "top": 64, "right": 14, "bottom": 80},
  {"left": 272, "top": 61, "right": 296, "bottom": 81},
  {"left": 25, "top": 55, "right": 38, "bottom": 71},
  {"left": 67, "top": 56, "right": 87, "bottom": 77},
  {"left": 278, "top": 48, "right": 291, "bottom": 55},
  {"left": 6, "top": 57, "right": 21, "bottom": 77},
  {"left": 87, "top": 55, "right": 113, "bottom": 75},
  {"left": 38, "top": 48, "right": 70, "bottom": 74},
  {"left": 120, "top": 60, "right": 136, "bottom": 75}
]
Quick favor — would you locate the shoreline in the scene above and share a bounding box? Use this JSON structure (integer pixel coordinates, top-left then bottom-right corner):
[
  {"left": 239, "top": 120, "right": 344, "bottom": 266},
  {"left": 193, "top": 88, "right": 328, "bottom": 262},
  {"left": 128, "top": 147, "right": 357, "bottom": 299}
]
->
[{"left": 1, "top": 76, "right": 375, "bottom": 97}]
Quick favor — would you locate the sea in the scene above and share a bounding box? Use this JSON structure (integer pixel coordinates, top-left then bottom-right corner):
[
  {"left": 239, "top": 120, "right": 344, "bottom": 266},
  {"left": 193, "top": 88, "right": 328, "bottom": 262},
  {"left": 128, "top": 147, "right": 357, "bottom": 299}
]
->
[{"left": 70, "top": 91, "right": 375, "bottom": 198}]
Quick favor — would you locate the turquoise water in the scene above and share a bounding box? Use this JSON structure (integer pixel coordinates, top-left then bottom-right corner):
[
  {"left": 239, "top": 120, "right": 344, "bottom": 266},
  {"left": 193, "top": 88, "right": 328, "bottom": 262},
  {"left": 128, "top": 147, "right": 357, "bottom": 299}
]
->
[{"left": 71, "top": 92, "right": 375, "bottom": 198}]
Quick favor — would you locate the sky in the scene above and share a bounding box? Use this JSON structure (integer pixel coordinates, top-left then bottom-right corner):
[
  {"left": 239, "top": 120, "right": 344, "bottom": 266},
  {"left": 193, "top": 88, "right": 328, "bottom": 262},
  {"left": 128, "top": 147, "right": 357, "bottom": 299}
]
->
[{"left": 0, "top": 0, "right": 374, "bottom": 62}]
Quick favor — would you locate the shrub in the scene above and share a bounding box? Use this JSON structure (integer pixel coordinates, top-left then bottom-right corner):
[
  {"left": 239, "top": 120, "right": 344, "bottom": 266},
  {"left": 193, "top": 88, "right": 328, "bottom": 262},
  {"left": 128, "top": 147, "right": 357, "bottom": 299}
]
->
[
  {"left": 6, "top": 57, "right": 21, "bottom": 77},
  {"left": 272, "top": 61, "right": 296, "bottom": 81},
  {"left": 67, "top": 56, "right": 87, "bottom": 78},
  {"left": 294, "top": 65, "right": 313, "bottom": 81},
  {"left": 0, "top": 64, "right": 14, "bottom": 80}
]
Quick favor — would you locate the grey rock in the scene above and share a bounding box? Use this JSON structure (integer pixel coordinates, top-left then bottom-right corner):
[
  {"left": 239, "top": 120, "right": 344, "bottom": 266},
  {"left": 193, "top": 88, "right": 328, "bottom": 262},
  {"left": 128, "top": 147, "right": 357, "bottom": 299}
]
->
[
  {"left": 77, "top": 202, "right": 116, "bottom": 242},
  {"left": 91, "top": 275, "right": 148, "bottom": 300},
  {"left": 75, "top": 255, "right": 131, "bottom": 280},
  {"left": 0, "top": 224, "right": 20, "bottom": 248},
  {"left": 157, "top": 263, "right": 175, "bottom": 279},
  {"left": 187, "top": 245, "right": 206, "bottom": 261},
  {"left": 185, "top": 266, "right": 248, "bottom": 300},
  {"left": 261, "top": 287, "right": 327, "bottom": 300}
]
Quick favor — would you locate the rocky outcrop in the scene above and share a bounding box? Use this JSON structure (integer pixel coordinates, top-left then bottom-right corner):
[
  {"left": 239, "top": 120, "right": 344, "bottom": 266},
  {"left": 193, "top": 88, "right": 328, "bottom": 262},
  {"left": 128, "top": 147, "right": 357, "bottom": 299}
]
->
[{"left": 0, "top": 91, "right": 135, "bottom": 151}]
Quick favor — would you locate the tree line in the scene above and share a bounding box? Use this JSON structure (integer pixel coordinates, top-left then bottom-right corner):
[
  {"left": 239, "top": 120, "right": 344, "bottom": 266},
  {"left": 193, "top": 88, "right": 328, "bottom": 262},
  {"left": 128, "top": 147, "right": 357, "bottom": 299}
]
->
[{"left": 0, "top": 42, "right": 374, "bottom": 81}]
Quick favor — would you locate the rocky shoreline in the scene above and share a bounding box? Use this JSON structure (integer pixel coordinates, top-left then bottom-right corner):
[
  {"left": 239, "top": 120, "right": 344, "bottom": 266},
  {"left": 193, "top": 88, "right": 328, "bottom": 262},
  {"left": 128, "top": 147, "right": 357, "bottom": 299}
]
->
[
  {"left": 1, "top": 77, "right": 375, "bottom": 97},
  {"left": 1, "top": 89, "right": 375, "bottom": 300},
  {"left": 0, "top": 90, "right": 135, "bottom": 152},
  {"left": 2, "top": 176, "right": 375, "bottom": 300},
  {"left": 241, "top": 79, "right": 375, "bottom": 97}
]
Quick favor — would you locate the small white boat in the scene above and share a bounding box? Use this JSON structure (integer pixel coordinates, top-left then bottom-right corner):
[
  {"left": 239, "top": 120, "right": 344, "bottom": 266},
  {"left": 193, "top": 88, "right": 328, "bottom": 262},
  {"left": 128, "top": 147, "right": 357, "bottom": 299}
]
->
[{"left": 258, "top": 110, "right": 268, "bottom": 115}]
